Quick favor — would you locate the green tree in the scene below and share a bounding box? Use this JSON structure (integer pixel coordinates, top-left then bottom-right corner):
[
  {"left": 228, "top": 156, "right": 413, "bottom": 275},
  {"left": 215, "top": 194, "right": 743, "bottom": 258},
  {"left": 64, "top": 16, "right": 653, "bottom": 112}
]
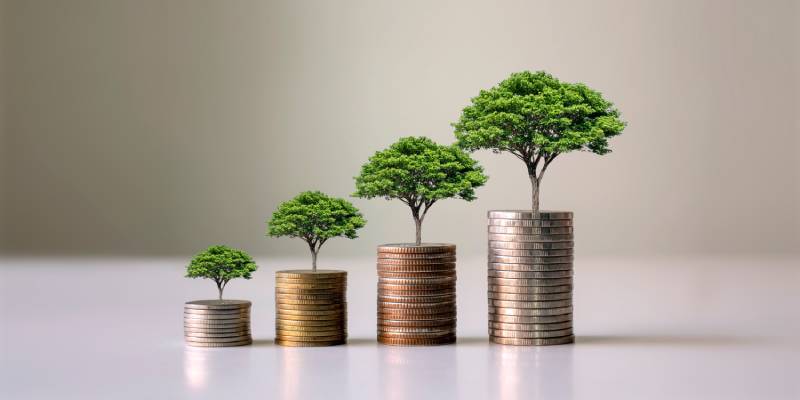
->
[
  {"left": 268, "top": 191, "right": 366, "bottom": 271},
  {"left": 453, "top": 71, "right": 626, "bottom": 212},
  {"left": 354, "top": 136, "right": 488, "bottom": 245},
  {"left": 186, "top": 245, "right": 258, "bottom": 300}
]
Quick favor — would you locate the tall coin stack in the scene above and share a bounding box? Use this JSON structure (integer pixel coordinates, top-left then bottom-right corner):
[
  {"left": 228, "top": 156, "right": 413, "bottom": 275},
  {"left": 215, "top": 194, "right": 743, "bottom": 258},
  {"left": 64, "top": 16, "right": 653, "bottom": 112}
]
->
[
  {"left": 487, "top": 210, "right": 575, "bottom": 345},
  {"left": 184, "top": 300, "right": 252, "bottom": 347},
  {"left": 377, "top": 243, "right": 457, "bottom": 346},
  {"left": 274, "top": 270, "right": 347, "bottom": 347}
]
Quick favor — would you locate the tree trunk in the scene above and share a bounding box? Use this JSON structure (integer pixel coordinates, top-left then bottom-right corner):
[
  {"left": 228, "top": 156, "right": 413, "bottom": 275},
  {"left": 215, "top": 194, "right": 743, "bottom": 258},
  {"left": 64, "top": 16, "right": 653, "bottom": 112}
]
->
[
  {"left": 414, "top": 217, "right": 422, "bottom": 246},
  {"left": 529, "top": 174, "right": 540, "bottom": 213},
  {"left": 311, "top": 250, "right": 318, "bottom": 272},
  {"left": 216, "top": 281, "right": 224, "bottom": 300}
]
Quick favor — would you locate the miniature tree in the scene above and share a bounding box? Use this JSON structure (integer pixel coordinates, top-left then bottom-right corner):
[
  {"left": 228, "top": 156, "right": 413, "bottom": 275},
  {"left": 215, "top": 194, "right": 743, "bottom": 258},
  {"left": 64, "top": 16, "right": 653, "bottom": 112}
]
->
[
  {"left": 186, "top": 245, "right": 258, "bottom": 300},
  {"left": 354, "top": 136, "right": 488, "bottom": 245},
  {"left": 268, "top": 191, "right": 366, "bottom": 271},
  {"left": 453, "top": 71, "right": 626, "bottom": 212}
]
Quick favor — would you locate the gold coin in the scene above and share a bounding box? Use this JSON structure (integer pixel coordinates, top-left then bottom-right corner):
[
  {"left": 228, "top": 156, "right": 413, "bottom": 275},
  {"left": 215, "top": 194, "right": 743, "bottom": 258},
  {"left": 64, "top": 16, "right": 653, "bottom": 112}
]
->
[
  {"left": 377, "top": 264, "right": 456, "bottom": 272},
  {"left": 378, "top": 288, "right": 456, "bottom": 297},
  {"left": 275, "top": 334, "right": 347, "bottom": 342},
  {"left": 377, "top": 252, "right": 456, "bottom": 260},
  {"left": 275, "top": 269, "right": 346, "bottom": 278},
  {"left": 378, "top": 336, "right": 455, "bottom": 346},
  {"left": 377, "top": 258, "right": 456, "bottom": 265},
  {"left": 275, "top": 314, "right": 347, "bottom": 321},
  {"left": 275, "top": 283, "right": 347, "bottom": 290},
  {"left": 378, "top": 277, "right": 456, "bottom": 285},
  {"left": 275, "top": 298, "right": 345, "bottom": 305},
  {"left": 276, "top": 303, "right": 346, "bottom": 311},
  {"left": 276, "top": 308, "right": 345, "bottom": 316},
  {"left": 378, "top": 283, "right": 456, "bottom": 291},
  {"left": 378, "top": 301, "right": 456, "bottom": 309},
  {"left": 379, "top": 319, "right": 455, "bottom": 327},
  {"left": 379, "top": 294, "right": 456, "bottom": 303},
  {"left": 276, "top": 324, "right": 346, "bottom": 332},
  {"left": 275, "top": 318, "right": 347, "bottom": 326},
  {"left": 276, "top": 288, "right": 347, "bottom": 294},
  {"left": 275, "top": 339, "right": 345, "bottom": 347},
  {"left": 377, "top": 243, "right": 456, "bottom": 253},
  {"left": 276, "top": 329, "right": 346, "bottom": 337},
  {"left": 378, "top": 312, "right": 455, "bottom": 321},
  {"left": 378, "top": 271, "right": 457, "bottom": 279}
]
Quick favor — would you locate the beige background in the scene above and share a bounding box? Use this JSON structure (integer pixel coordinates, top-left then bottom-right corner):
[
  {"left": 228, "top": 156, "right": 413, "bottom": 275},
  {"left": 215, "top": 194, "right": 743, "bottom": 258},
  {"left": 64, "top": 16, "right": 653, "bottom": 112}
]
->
[{"left": 1, "top": 0, "right": 798, "bottom": 258}]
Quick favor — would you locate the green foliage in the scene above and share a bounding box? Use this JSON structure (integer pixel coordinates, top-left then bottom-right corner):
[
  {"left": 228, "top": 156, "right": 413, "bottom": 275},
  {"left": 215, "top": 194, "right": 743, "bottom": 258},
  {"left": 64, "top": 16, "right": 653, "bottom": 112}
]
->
[
  {"left": 268, "top": 191, "right": 366, "bottom": 270},
  {"left": 186, "top": 245, "right": 258, "bottom": 299},
  {"left": 353, "top": 136, "right": 487, "bottom": 244},
  {"left": 453, "top": 71, "right": 625, "bottom": 157}
]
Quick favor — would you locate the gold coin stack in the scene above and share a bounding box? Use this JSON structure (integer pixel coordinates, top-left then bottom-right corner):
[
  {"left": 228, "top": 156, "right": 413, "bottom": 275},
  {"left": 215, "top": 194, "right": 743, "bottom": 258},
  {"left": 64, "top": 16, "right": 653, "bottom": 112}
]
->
[
  {"left": 184, "top": 300, "right": 252, "bottom": 347},
  {"left": 487, "top": 210, "right": 575, "bottom": 346},
  {"left": 274, "top": 270, "right": 347, "bottom": 347},
  {"left": 377, "top": 243, "right": 457, "bottom": 346}
]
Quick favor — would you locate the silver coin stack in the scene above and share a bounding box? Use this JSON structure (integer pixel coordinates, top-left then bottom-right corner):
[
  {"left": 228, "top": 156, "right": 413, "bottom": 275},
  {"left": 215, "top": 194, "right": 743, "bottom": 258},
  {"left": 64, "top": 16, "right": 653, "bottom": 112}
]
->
[
  {"left": 184, "top": 300, "right": 253, "bottom": 347},
  {"left": 487, "top": 210, "right": 575, "bottom": 346}
]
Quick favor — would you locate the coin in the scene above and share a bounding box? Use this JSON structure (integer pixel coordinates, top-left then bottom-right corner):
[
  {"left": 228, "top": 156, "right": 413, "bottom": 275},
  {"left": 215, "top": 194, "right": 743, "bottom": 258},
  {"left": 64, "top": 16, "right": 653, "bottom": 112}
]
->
[
  {"left": 378, "top": 301, "right": 456, "bottom": 309},
  {"left": 378, "top": 277, "right": 456, "bottom": 285},
  {"left": 275, "top": 278, "right": 347, "bottom": 286},
  {"left": 488, "top": 270, "right": 573, "bottom": 279},
  {"left": 275, "top": 308, "right": 345, "bottom": 316},
  {"left": 378, "top": 243, "right": 456, "bottom": 253},
  {"left": 184, "top": 329, "right": 251, "bottom": 335},
  {"left": 184, "top": 300, "right": 252, "bottom": 310},
  {"left": 377, "top": 264, "right": 456, "bottom": 272},
  {"left": 488, "top": 284, "right": 572, "bottom": 294},
  {"left": 489, "top": 241, "right": 574, "bottom": 250},
  {"left": 275, "top": 314, "right": 346, "bottom": 321},
  {"left": 377, "top": 305, "right": 456, "bottom": 314},
  {"left": 489, "top": 262, "right": 573, "bottom": 272},
  {"left": 184, "top": 335, "right": 252, "bottom": 343},
  {"left": 378, "top": 336, "right": 456, "bottom": 346},
  {"left": 490, "top": 299, "right": 572, "bottom": 309},
  {"left": 275, "top": 293, "right": 343, "bottom": 300},
  {"left": 488, "top": 313, "right": 572, "bottom": 324},
  {"left": 276, "top": 318, "right": 346, "bottom": 327},
  {"left": 487, "top": 210, "right": 573, "bottom": 220},
  {"left": 490, "top": 328, "right": 573, "bottom": 338},
  {"left": 276, "top": 288, "right": 347, "bottom": 294},
  {"left": 275, "top": 329, "right": 346, "bottom": 337},
  {"left": 488, "top": 226, "right": 573, "bottom": 235},
  {"left": 378, "top": 326, "right": 455, "bottom": 334},
  {"left": 488, "top": 233, "right": 574, "bottom": 242},
  {"left": 377, "top": 330, "right": 456, "bottom": 338},
  {"left": 378, "top": 283, "right": 456, "bottom": 291},
  {"left": 487, "top": 291, "right": 571, "bottom": 301},
  {"left": 376, "top": 258, "right": 457, "bottom": 265},
  {"left": 184, "top": 331, "right": 251, "bottom": 338},
  {"left": 379, "top": 318, "right": 455, "bottom": 327},
  {"left": 488, "top": 218, "right": 573, "bottom": 227},
  {"left": 488, "top": 248, "right": 574, "bottom": 257},
  {"left": 183, "top": 308, "right": 251, "bottom": 315},
  {"left": 489, "top": 335, "right": 574, "bottom": 346},
  {"left": 187, "top": 339, "right": 252, "bottom": 347},
  {"left": 275, "top": 283, "right": 347, "bottom": 290},
  {"left": 489, "top": 321, "right": 572, "bottom": 331},
  {"left": 275, "top": 270, "right": 346, "bottom": 278},
  {"left": 275, "top": 298, "right": 345, "bottom": 305},
  {"left": 184, "top": 320, "right": 250, "bottom": 328},
  {"left": 379, "top": 294, "right": 456, "bottom": 303},
  {"left": 487, "top": 277, "right": 573, "bottom": 287},
  {"left": 276, "top": 303, "right": 346, "bottom": 311},
  {"left": 276, "top": 324, "right": 346, "bottom": 331},
  {"left": 275, "top": 334, "right": 347, "bottom": 341},
  {"left": 378, "top": 252, "right": 455, "bottom": 260},
  {"left": 489, "top": 255, "right": 574, "bottom": 264},
  {"left": 183, "top": 313, "right": 250, "bottom": 321},
  {"left": 275, "top": 339, "right": 346, "bottom": 347},
  {"left": 378, "top": 270, "right": 457, "bottom": 278},
  {"left": 377, "top": 312, "right": 455, "bottom": 320},
  {"left": 488, "top": 306, "right": 573, "bottom": 316}
]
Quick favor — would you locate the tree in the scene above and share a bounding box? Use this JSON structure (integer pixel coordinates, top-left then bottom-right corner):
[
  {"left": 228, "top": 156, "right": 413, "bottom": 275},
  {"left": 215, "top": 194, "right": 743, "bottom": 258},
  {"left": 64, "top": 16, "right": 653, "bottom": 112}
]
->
[
  {"left": 354, "top": 136, "right": 488, "bottom": 245},
  {"left": 268, "top": 191, "right": 366, "bottom": 271},
  {"left": 186, "top": 245, "right": 258, "bottom": 300},
  {"left": 453, "top": 71, "right": 626, "bottom": 212}
]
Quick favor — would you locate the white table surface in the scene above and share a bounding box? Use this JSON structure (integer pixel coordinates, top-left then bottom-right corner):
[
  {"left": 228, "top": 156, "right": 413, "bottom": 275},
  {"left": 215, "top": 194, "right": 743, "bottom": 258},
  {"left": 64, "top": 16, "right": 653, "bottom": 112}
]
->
[{"left": 1, "top": 255, "right": 798, "bottom": 400}]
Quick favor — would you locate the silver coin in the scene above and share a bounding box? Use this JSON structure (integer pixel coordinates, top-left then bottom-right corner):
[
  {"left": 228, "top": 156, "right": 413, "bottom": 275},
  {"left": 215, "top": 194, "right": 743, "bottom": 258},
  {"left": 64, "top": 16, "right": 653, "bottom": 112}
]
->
[
  {"left": 489, "top": 299, "right": 572, "bottom": 308},
  {"left": 488, "top": 226, "right": 573, "bottom": 235},
  {"left": 488, "top": 233, "right": 574, "bottom": 243},
  {"left": 184, "top": 300, "right": 252, "bottom": 310},
  {"left": 184, "top": 327, "right": 251, "bottom": 334},
  {"left": 184, "top": 313, "right": 251, "bottom": 320},
  {"left": 488, "top": 248, "right": 573, "bottom": 257},
  {"left": 488, "top": 270, "right": 573, "bottom": 279},
  {"left": 183, "top": 318, "right": 250, "bottom": 325},
  {"left": 487, "top": 291, "right": 572, "bottom": 301},
  {"left": 186, "top": 339, "right": 252, "bottom": 347},
  {"left": 489, "top": 241, "right": 574, "bottom": 250},
  {"left": 489, "top": 313, "right": 572, "bottom": 324},
  {"left": 490, "top": 328, "right": 573, "bottom": 338},
  {"left": 487, "top": 210, "right": 573, "bottom": 220},
  {"left": 488, "top": 284, "right": 572, "bottom": 294},
  {"left": 183, "top": 308, "right": 251, "bottom": 315},
  {"left": 489, "top": 335, "right": 574, "bottom": 346},
  {"left": 184, "top": 322, "right": 250, "bottom": 330},
  {"left": 184, "top": 335, "right": 252, "bottom": 343},
  {"left": 184, "top": 331, "right": 251, "bottom": 338},
  {"left": 489, "top": 321, "right": 572, "bottom": 331},
  {"left": 489, "top": 255, "right": 574, "bottom": 264},
  {"left": 489, "top": 306, "right": 573, "bottom": 316},
  {"left": 489, "top": 262, "right": 573, "bottom": 272},
  {"left": 488, "top": 218, "right": 573, "bottom": 227},
  {"left": 488, "top": 277, "right": 573, "bottom": 287}
]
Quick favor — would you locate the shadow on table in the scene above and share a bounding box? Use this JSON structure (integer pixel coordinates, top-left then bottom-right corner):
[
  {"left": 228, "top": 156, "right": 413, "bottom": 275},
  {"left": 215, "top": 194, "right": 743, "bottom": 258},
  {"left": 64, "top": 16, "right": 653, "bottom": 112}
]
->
[
  {"left": 578, "top": 334, "right": 763, "bottom": 347},
  {"left": 251, "top": 338, "right": 274, "bottom": 347}
]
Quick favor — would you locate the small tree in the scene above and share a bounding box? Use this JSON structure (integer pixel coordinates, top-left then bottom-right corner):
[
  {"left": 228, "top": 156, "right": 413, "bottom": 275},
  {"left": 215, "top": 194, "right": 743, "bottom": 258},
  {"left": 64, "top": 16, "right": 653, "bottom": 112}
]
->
[
  {"left": 268, "top": 191, "right": 366, "bottom": 271},
  {"left": 354, "top": 136, "right": 488, "bottom": 245},
  {"left": 453, "top": 71, "right": 626, "bottom": 212},
  {"left": 186, "top": 245, "right": 258, "bottom": 300}
]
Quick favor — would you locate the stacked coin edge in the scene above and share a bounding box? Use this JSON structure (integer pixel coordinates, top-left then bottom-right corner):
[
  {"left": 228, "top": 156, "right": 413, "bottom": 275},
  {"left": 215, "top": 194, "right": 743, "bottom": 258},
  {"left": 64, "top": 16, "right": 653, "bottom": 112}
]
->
[
  {"left": 377, "top": 243, "right": 457, "bottom": 346},
  {"left": 274, "top": 269, "right": 348, "bottom": 347},
  {"left": 184, "top": 300, "right": 253, "bottom": 347},
  {"left": 487, "top": 210, "right": 575, "bottom": 346}
]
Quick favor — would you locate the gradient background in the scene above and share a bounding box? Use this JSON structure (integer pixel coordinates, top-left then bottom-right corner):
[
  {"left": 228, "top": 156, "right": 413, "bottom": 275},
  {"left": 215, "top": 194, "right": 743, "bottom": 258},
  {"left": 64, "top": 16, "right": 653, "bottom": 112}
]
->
[{"left": 1, "top": 0, "right": 798, "bottom": 259}]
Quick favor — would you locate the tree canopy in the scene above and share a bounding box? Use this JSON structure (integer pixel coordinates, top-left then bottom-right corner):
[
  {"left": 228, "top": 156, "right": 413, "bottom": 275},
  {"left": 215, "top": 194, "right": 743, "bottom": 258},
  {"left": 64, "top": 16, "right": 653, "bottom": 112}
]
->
[
  {"left": 453, "top": 71, "right": 625, "bottom": 211},
  {"left": 353, "top": 136, "right": 487, "bottom": 245},
  {"left": 268, "top": 190, "right": 366, "bottom": 271},
  {"left": 186, "top": 245, "right": 258, "bottom": 300}
]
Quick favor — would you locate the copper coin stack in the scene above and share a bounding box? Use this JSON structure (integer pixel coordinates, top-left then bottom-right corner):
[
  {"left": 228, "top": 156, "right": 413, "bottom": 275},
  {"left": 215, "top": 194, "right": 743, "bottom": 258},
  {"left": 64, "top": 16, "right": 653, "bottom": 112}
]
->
[
  {"left": 487, "top": 210, "right": 575, "bottom": 346},
  {"left": 274, "top": 270, "right": 347, "bottom": 347},
  {"left": 377, "top": 243, "right": 457, "bottom": 346},
  {"left": 184, "top": 300, "right": 252, "bottom": 347}
]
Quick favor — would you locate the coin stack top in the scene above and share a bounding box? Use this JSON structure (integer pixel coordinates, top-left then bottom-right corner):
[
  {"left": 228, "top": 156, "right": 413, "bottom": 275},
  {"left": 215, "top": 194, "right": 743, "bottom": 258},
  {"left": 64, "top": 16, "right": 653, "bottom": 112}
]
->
[
  {"left": 377, "top": 243, "right": 457, "bottom": 346},
  {"left": 274, "top": 270, "right": 347, "bottom": 347},
  {"left": 487, "top": 210, "right": 575, "bottom": 346},
  {"left": 184, "top": 300, "right": 252, "bottom": 347}
]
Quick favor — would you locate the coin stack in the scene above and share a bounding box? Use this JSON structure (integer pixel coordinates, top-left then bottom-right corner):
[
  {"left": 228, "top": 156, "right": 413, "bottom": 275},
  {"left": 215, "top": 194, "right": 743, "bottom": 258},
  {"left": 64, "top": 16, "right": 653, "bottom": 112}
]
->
[
  {"left": 274, "top": 270, "right": 347, "bottom": 347},
  {"left": 487, "top": 210, "right": 575, "bottom": 346},
  {"left": 377, "top": 243, "right": 457, "bottom": 346},
  {"left": 184, "top": 300, "right": 252, "bottom": 347}
]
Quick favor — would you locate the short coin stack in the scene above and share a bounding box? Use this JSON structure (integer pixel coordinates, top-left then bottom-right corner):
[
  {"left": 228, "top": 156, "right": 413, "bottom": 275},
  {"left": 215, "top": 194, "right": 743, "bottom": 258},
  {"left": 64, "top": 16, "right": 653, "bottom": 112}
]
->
[
  {"left": 377, "top": 243, "right": 457, "bottom": 346},
  {"left": 274, "top": 270, "right": 347, "bottom": 347},
  {"left": 487, "top": 210, "right": 575, "bottom": 346},
  {"left": 184, "top": 300, "right": 252, "bottom": 347}
]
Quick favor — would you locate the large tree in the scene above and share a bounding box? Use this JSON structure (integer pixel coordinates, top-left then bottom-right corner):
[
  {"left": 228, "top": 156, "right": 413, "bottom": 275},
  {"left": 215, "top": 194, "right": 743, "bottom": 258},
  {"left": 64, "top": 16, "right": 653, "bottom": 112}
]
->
[
  {"left": 354, "top": 136, "right": 488, "bottom": 245},
  {"left": 186, "top": 245, "right": 258, "bottom": 300},
  {"left": 268, "top": 191, "right": 366, "bottom": 271},
  {"left": 453, "top": 71, "right": 626, "bottom": 212}
]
